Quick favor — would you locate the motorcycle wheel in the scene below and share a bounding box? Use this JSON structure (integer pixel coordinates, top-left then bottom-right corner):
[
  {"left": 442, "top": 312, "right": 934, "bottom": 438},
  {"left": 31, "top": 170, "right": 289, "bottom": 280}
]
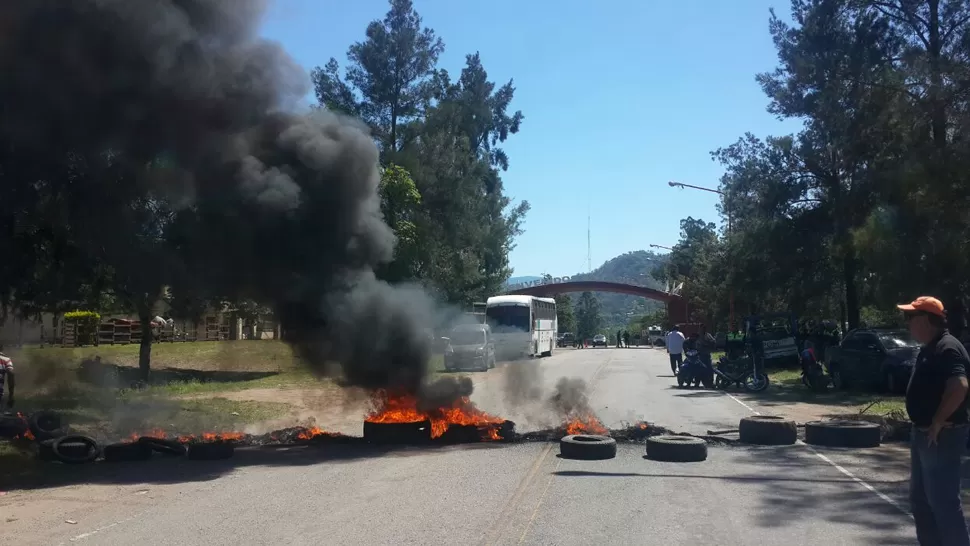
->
[
  {"left": 744, "top": 372, "right": 770, "bottom": 392},
  {"left": 714, "top": 375, "right": 728, "bottom": 390}
]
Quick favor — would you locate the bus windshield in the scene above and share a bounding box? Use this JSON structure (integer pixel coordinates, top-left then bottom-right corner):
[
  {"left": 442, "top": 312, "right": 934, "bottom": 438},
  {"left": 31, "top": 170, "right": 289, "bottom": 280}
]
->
[{"left": 485, "top": 305, "right": 530, "bottom": 332}]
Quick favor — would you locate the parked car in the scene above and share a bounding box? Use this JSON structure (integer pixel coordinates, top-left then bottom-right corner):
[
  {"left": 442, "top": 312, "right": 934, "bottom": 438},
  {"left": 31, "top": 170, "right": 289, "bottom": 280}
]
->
[
  {"left": 592, "top": 334, "right": 607, "bottom": 347},
  {"left": 825, "top": 328, "right": 919, "bottom": 393},
  {"left": 558, "top": 333, "right": 575, "bottom": 347}
]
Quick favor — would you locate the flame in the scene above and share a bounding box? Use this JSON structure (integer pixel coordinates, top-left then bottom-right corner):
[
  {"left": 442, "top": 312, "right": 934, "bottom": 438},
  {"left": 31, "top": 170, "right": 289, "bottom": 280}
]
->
[
  {"left": 365, "top": 390, "right": 505, "bottom": 440},
  {"left": 11, "top": 412, "right": 34, "bottom": 441},
  {"left": 564, "top": 416, "right": 609, "bottom": 436},
  {"left": 123, "top": 429, "right": 245, "bottom": 444},
  {"left": 297, "top": 426, "right": 334, "bottom": 440}
]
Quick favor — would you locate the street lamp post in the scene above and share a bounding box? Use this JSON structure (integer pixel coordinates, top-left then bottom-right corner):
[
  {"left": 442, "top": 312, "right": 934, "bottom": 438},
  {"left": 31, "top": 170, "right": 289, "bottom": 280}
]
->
[{"left": 667, "top": 181, "right": 735, "bottom": 332}]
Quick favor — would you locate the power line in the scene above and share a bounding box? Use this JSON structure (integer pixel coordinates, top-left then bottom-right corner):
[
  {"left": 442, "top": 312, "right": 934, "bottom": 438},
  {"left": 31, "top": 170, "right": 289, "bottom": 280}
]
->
[{"left": 586, "top": 204, "right": 591, "bottom": 273}]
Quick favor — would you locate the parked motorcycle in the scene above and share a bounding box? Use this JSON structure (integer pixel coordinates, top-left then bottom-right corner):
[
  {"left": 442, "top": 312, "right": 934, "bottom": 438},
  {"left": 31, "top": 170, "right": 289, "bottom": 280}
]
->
[
  {"left": 677, "top": 350, "right": 715, "bottom": 388},
  {"left": 799, "top": 347, "right": 830, "bottom": 392},
  {"left": 713, "top": 355, "right": 770, "bottom": 392}
]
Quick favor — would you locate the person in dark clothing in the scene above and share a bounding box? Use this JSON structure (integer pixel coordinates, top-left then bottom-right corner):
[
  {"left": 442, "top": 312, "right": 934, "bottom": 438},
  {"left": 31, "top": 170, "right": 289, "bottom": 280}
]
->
[
  {"left": 622, "top": 331, "right": 630, "bottom": 348},
  {"left": 897, "top": 296, "right": 970, "bottom": 546},
  {"left": 616, "top": 330, "right": 622, "bottom": 348}
]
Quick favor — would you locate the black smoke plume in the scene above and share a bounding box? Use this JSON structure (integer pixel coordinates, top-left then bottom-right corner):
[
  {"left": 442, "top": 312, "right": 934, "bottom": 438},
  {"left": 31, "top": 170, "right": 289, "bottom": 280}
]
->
[{"left": 0, "top": 0, "right": 434, "bottom": 394}]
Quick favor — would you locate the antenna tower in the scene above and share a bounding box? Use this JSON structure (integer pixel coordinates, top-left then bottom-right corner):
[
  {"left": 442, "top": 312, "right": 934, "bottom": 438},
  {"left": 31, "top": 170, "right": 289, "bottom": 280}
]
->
[{"left": 586, "top": 205, "right": 592, "bottom": 273}]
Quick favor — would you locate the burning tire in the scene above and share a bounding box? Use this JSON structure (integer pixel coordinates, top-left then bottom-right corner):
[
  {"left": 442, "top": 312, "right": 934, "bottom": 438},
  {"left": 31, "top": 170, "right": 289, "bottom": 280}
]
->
[
  {"left": 186, "top": 442, "right": 235, "bottom": 460},
  {"left": 363, "top": 420, "right": 433, "bottom": 445},
  {"left": 0, "top": 412, "right": 28, "bottom": 439},
  {"left": 51, "top": 435, "right": 100, "bottom": 464},
  {"left": 138, "top": 436, "right": 187, "bottom": 457},
  {"left": 29, "top": 410, "right": 66, "bottom": 441},
  {"left": 645, "top": 435, "right": 707, "bottom": 462},
  {"left": 559, "top": 434, "right": 617, "bottom": 460},
  {"left": 738, "top": 415, "right": 797, "bottom": 446},
  {"left": 102, "top": 441, "right": 154, "bottom": 462},
  {"left": 804, "top": 420, "right": 881, "bottom": 448}
]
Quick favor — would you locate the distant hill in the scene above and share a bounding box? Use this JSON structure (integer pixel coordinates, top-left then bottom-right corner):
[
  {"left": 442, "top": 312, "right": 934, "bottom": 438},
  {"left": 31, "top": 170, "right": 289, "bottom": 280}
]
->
[
  {"left": 507, "top": 275, "right": 541, "bottom": 286},
  {"left": 567, "top": 251, "right": 667, "bottom": 328}
]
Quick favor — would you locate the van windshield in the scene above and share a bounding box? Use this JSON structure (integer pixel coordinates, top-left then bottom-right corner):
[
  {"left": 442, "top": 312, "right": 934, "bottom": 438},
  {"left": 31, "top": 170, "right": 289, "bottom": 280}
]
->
[
  {"left": 451, "top": 330, "right": 485, "bottom": 346},
  {"left": 486, "top": 305, "right": 530, "bottom": 332}
]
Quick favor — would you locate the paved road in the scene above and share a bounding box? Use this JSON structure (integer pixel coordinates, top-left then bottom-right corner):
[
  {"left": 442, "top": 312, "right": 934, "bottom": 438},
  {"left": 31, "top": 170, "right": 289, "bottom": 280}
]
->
[{"left": 4, "top": 347, "right": 916, "bottom": 545}]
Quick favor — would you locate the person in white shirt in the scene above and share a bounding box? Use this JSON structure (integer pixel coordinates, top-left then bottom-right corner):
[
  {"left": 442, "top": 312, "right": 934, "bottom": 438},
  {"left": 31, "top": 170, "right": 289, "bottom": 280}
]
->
[{"left": 666, "top": 326, "right": 686, "bottom": 375}]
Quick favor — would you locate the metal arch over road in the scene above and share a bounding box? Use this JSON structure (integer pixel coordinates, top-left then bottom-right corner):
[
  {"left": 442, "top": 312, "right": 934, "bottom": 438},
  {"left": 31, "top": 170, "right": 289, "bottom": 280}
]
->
[{"left": 506, "top": 280, "right": 688, "bottom": 324}]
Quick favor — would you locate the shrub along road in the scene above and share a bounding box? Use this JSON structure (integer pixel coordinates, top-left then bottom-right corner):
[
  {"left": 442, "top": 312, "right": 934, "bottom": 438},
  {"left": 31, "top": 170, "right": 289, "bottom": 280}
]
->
[{"left": 2, "top": 347, "right": 916, "bottom": 545}]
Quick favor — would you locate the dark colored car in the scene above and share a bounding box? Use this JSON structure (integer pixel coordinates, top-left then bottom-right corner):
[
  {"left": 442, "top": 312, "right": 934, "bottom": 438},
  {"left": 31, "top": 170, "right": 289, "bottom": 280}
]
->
[
  {"left": 558, "top": 333, "right": 575, "bottom": 347},
  {"left": 592, "top": 334, "right": 607, "bottom": 347},
  {"left": 826, "top": 328, "right": 919, "bottom": 393}
]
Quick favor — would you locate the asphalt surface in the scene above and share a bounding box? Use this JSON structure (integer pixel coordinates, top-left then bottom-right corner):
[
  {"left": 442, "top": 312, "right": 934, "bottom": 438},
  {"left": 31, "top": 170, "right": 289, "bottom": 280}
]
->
[{"left": 6, "top": 347, "right": 917, "bottom": 546}]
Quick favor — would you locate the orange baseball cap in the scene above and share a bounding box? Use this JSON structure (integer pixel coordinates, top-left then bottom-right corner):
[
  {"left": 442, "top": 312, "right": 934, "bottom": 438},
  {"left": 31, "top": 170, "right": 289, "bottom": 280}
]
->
[{"left": 897, "top": 296, "right": 946, "bottom": 317}]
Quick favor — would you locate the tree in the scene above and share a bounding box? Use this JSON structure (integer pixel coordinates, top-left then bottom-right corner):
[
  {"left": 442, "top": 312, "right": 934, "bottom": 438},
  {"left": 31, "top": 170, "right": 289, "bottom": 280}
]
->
[
  {"left": 311, "top": 0, "right": 443, "bottom": 152},
  {"left": 574, "top": 292, "right": 602, "bottom": 339},
  {"left": 377, "top": 164, "right": 423, "bottom": 282},
  {"left": 555, "top": 293, "right": 575, "bottom": 333}
]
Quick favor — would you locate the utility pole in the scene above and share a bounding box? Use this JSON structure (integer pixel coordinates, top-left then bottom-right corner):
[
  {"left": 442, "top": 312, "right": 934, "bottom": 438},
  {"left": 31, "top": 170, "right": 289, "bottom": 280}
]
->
[
  {"left": 668, "top": 181, "right": 735, "bottom": 332},
  {"left": 586, "top": 204, "right": 592, "bottom": 273}
]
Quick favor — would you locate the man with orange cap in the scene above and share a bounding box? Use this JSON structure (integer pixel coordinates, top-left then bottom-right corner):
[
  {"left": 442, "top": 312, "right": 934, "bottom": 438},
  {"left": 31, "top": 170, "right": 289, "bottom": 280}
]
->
[{"left": 898, "top": 296, "right": 970, "bottom": 545}]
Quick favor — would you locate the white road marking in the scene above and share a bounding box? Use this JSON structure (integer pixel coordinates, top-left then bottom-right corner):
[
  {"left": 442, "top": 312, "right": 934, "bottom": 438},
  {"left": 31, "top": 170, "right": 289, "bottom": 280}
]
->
[
  {"left": 59, "top": 509, "right": 152, "bottom": 544},
  {"left": 723, "top": 391, "right": 912, "bottom": 518}
]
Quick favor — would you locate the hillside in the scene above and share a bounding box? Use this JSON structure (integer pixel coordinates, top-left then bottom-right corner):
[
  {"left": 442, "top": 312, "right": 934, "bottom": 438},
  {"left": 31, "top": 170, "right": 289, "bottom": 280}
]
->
[{"left": 568, "top": 251, "right": 667, "bottom": 328}]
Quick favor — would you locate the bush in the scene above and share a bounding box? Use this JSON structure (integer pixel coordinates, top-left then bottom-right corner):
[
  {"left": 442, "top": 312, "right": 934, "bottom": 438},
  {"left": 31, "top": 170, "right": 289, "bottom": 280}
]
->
[{"left": 64, "top": 310, "right": 101, "bottom": 322}]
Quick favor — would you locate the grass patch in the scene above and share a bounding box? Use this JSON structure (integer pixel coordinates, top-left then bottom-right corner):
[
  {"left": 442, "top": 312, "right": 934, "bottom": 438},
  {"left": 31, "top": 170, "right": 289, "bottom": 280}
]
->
[{"left": 14, "top": 340, "right": 301, "bottom": 374}]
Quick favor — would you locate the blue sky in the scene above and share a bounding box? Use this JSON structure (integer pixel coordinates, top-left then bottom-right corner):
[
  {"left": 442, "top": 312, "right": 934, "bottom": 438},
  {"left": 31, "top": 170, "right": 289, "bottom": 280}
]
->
[{"left": 261, "top": 0, "right": 802, "bottom": 278}]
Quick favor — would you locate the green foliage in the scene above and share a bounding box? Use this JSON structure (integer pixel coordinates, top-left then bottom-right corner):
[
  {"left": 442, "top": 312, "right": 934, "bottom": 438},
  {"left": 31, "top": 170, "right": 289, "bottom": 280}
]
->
[
  {"left": 667, "top": 0, "right": 970, "bottom": 336},
  {"left": 63, "top": 310, "right": 101, "bottom": 322},
  {"left": 574, "top": 291, "right": 602, "bottom": 339},
  {"left": 567, "top": 250, "right": 666, "bottom": 328},
  {"left": 554, "top": 293, "right": 575, "bottom": 333},
  {"left": 313, "top": 0, "right": 529, "bottom": 305}
]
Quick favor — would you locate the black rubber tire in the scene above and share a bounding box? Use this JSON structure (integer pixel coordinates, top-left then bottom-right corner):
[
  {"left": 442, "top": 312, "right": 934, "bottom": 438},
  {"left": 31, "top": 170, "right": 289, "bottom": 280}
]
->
[
  {"left": 186, "top": 442, "right": 235, "bottom": 460},
  {"left": 738, "top": 415, "right": 797, "bottom": 445},
  {"left": 102, "top": 441, "right": 154, "bottom": 462},
  {"left": 36, "top": 438, "right": 57, "bottom": 461},
  {"left": 645, "top": 435, "right": 708, "bottom": 462},
  {"left": 51, "top": 434, "right": 100, "bottom": 464},
  {"left": 29, "top": 410, "right": 65, "bottom": 441},
  {"left": 804, "top": 420, "right": 881, "bottom": 448},
  {"left": 363, "top": 420, "right": 433, "bottom": 444},
  {"left": 0, "top": 413, "right": 28, "bottom": 439},
  {"left": 559, "top": 434, "right": 617, "bottom": 460},
  {"left": 138, "top": 436, "right": 187, "bottom": 457},
  {"left": 743, "top": 372, "right": 770, "bottom": 392}
]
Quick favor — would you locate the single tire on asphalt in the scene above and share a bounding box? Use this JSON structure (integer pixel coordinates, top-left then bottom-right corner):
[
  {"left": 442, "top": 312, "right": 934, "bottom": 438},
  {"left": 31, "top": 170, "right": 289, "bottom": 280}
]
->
[
  {"left": 137, "top": 436, "right": 187, "bottom": 457},
  {"left": 51, "top": 434, "right": 100, "bottom": 464},
  {"left": 102, "top": 441, "right": 154, "bottom": 462},
  {"left": 559, "top": 434, "right": 617, "bottom": 460},
  {"left": 186, "top": 442, "right": 235, "bottom": 460},
  {"left": 29, "top": 410, "right": 66, "bottom": 441},
  {"left": 804, "top": 420, "right": 881, "bottom": 448},
  {"left": 645, "top": 435, "right": 708, "bottom": 462},
  {"left": 738, "top": 415, "right": 797, "bottom": 445}
]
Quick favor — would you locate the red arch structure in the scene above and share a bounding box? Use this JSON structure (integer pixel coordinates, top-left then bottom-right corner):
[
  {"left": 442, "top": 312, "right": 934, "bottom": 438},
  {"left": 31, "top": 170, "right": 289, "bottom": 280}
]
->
[{"left": 506, "top": 280, "right": 688, "bottom": 324}]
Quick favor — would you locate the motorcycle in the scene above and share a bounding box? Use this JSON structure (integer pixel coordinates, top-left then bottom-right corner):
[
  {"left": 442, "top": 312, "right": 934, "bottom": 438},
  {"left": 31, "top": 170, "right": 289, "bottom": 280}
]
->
[
  {"left": 800, "top": 349, "right": 830, "bottom": 392},
  {"left": 713, "top": 354, "right": 770, "bottom": 392},
  {"left": 677, "top": 349, "right": 714, "bottom": 388}
]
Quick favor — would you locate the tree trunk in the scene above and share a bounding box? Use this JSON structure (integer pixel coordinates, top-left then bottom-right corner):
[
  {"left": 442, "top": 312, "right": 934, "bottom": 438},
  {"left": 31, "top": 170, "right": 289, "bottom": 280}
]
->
[
  {"left": 843, "top": 251, "right": 860, "bottom": 331},
  {"left": 137, "top": 302, "right": 153, "bottom": 382}
]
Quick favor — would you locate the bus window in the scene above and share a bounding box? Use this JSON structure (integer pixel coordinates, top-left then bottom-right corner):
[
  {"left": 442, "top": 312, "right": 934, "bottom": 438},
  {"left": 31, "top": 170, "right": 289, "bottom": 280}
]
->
[{"left": 486, "top": 305, "right": 530, "bottom": 331}]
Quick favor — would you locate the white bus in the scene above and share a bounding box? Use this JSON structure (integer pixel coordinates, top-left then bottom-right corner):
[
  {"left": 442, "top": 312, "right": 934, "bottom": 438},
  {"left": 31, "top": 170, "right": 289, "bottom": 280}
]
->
[{"left": 485, "top": 295, "right": 557, "bottom": 359}]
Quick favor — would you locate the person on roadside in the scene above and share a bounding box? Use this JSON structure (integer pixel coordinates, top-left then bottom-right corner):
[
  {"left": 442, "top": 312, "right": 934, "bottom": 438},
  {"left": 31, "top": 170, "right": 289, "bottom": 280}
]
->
[
  {"left": 897, "top": 296, "right": 970, "bottom": 546},
  {"left": 623, "top": 330, "right": 630, "bottom": 348},
  {"left": 665, "top": 326, "right": 685, "bottom": 375},
  {"left": 0, "top": 345, "right": 14, "bottom": 409}
]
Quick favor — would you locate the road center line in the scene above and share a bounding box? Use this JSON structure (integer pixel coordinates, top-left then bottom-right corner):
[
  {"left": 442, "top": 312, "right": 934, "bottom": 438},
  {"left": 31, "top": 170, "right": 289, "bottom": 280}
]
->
[{"left": 723, "top": 391, "right": 912, "bottom": 518}]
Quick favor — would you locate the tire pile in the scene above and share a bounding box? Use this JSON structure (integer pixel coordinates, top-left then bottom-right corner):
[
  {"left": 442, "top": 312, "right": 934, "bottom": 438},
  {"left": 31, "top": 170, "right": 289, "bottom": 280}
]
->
[{"left": 2, "top": 410, "right": 238, "bottom": 464}]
